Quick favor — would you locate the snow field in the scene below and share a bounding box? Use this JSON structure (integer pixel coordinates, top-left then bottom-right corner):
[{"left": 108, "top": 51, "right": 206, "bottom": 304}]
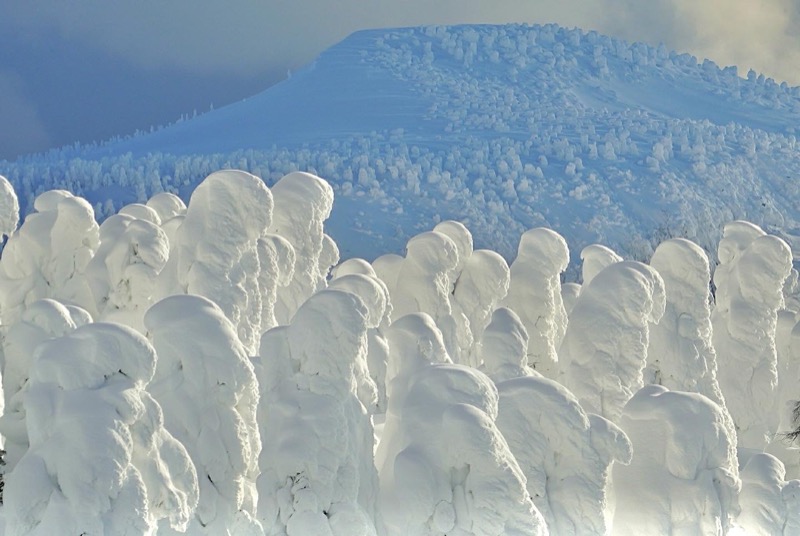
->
[{"left": 0, "top": 169, "right": 799, "bottom": 535}]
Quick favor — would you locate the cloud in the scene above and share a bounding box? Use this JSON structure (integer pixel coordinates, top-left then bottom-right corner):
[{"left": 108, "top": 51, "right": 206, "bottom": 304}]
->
[
  {"left": 0, "top": 72, "right": 51, "bottom": 160},
  {"left": 2, "top": 1, "right": 600, "bottom": 75},
  {"left": 598, "top": 0, "right": 800, "bottom": 84}
]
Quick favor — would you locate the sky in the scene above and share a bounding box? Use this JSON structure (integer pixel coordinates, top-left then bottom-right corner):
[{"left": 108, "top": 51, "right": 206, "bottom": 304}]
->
[{"left": 2, "top": 0, "right": 799, "bottom": 161}]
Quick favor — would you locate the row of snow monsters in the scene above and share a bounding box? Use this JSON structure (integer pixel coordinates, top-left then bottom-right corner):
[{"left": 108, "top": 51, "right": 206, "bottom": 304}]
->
[{"left": 0, "top": 170, "right": 796, "bottom": 535}]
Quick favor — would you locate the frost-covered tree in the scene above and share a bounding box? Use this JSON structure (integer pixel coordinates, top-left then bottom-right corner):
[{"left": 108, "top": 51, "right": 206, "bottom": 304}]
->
[
  {"left": 0, "top": 190, "right": 99, "bottom": 325},
  {"left": 580, "top": 244, "right": 622, "bottom": 287},
  {"left": 0, "top": 299, "right": 87, "bottom": 471},
  {"left": 382, "top": 312, "right": 452, "bottom": 405},
  {"left": 154, "top": 169, "right": 274, "bottom": 353},
  {"left": 330, "top": 271, "right": 392, "bottom": 414},
  {"left": 497, "top": 375, "right": 631, "bottom": 536},
  {"left": 256, "top": 233, "right": 296, "bottom": 333},
  {"left": 85, "top": 214, "right": 169, "bottom": 332},
  {"left": 478, "top": 307, "right": 533, "bottom": 383},
  {"left": 269, "top": 171, "right": 335, "bottom": 324},
  {"left": 453, "top": 249, "right": 511, "bottom": 367},
  {"left": 560, "top": 261, "right": 665, "bottom": 422},
  {"left": 712, "top": 221, "right": 792, "bottom": 449},
  {"left": 392, "top": 231, "right": 465, "bottom": 362},
  {"left": 612, "top": 385, "right": 739, "bottom": 536},
  {"left": 378, "top": 362, "right": 547, "bottom": 536},
  {"left": 733, "top": 453, "right": 800, "bottom": 536},
  {"left": 255, "top": 289, "right": 380, "bottom": 536},
  {"left": 433, "top": 220, "right": 474, "bottom": 364},
  {"left": 144, "top": 295, "right": 261, "bottom": 535},
  {"left": 371, "top": 253, "right": 404, "bottom": 303},
  {"left": 561, "top": 282, "right": 580, "bottom": 316},
  {"left": 4, "top": 322, "right": 198, "bottom": 535},
  {"left": 0, "top": 174, "right": 20, "bottom": 242},
  {"left": 646, "top": 238, "right": 736, "bottom": 442},
  {"left": 501, "top": 227, "right": 569, "bottom": 377}
]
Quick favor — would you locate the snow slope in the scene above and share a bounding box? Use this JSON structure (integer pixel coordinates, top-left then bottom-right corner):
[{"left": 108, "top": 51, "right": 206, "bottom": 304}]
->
[{"left": 3, "top": 23, "right": 800, "bottom": 266}]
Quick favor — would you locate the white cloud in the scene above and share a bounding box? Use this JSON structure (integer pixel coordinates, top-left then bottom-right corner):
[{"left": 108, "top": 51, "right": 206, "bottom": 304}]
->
[{"left": 599, "top": 0, "right": 800, "bottom": 84}]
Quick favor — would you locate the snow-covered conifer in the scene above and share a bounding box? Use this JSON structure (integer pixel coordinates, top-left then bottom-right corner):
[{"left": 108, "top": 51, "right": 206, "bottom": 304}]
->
[
  {"left": 154, "top": 169, "right": 273, "bottom": 353},
  {"left": 580, "top": 244, "right": 622, "bottom": 286},
  {"left": 85, "top": 214, "right": 169, "bottom": 332},
  {"left": 4, "top": 322, "right": 198, "bottom": 535},
  {"left": 453, "top": 249, "right": 511, "bottom": 367},
  {"left": 478, "top": 307, "right": 533, "bottom": 382},
  {"left": 269, "top": 171, "right": 335, "bottom": 324},
  {"left": 612, "top": 385, "right": 739, "bottom": 536},
  {"left": 502, "top": 227, "right": 569, "bottom": 377},
  {"left": 145, "top": 295, "right": 261, "bottom": 535},
  {"left": 497, "top": 375, "right": 631, "bottom": 536},
  {"left": 712, "top": 221, "right": 792, "bottom": 449},
  {"left": 378, "top": 362, "right": 547, "bottom": 535},
  {"left": 646, "top": 238, "right": 737, "bottom": 441},
  {"left": 560, "top": 261, "right": 665, "bottom": 421},
  {"left": 255, "top": 289, "right": 380, "bottom": 536},
  {"left": 734, "top": 453, "right": 800, "bottom": 536},
  {"left": 0, "top": 300, "right": 87, "bottom": 471},
  {"left": 0, "top": 190, "right": 99, "bottom": 325},
  {"left": 330, "top": 271, "right": 392, "bottom": 413}
]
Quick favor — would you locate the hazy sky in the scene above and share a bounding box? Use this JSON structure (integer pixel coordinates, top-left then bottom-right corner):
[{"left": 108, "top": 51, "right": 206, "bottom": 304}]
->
[{"left": 2, "top": 0, "right": 799, "bottom": 160}]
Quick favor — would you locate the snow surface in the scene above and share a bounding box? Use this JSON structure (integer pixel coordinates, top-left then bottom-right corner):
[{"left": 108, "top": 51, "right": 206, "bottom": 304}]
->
[{"left": 2, "top": 19, "right": 800, "bottom": 536}]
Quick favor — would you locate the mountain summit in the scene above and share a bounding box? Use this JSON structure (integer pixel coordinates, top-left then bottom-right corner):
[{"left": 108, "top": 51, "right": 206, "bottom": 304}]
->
[{"left": 4, "top": 24, "right": 800, "bottom": 262}]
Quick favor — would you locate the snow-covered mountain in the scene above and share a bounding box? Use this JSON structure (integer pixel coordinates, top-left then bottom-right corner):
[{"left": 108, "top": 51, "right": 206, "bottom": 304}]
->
[{"left": 4, "top": 23, "right": 800, "bottom": 266}]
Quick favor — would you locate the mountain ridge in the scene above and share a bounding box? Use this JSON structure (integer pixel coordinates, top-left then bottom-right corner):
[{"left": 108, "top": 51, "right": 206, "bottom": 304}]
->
[{"left": 3, "top": 23, "right": 800, "bottom": 265}]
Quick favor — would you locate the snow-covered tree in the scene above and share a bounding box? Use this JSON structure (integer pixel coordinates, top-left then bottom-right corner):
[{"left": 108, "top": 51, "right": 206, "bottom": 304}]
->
[
  {"left": 0, "top": 299, "right": 87, "bottom": 471},
  {"left": 144, "top": 295, "right": 261, "bottom": 535},
  {"left": 733, "top": 452, "right": 800, "bottom": 535},
  {"left": 453, "top": 249, "right": 511, "bottom": 367},
  {"left": 255, "top": 289, "right": 380, "bottom": 536},
  {"left": 269, "top": 171, "right": 335, "bottom": 324},
  {"left": 4, "top": 322, "right": 198, "bottom": 535},
  {"left": 378, "top": 362, "right": 547, "bottom": 536},
  {"left": 330, "top": 271, "right": 392, "bottom": 413},
  {"left": 612, "top": 385, "right": 739, "bottom": 536},
  {"left": 0, "top": 190, "right": 99, "bottom": 325},
  {"left": 502, "top": 227, "right": 569, "bottom": 377},
  {"left": 497, "top": 375, "right": 631, "bottom": 536},
  {"left": 560, "top": 261, "right": 665, "bottom": 421},
  {"left": 154, "top": 169, "right": 274, "bottom": 353},
  {"left": 85, "top": 214, "right": 169, "bottom": 332},
  {"left": 646, "top": 238, "right": 736, "bottom": 442},
  {"left": 580, "top": 244, "right": 622, "bottom": 286},
  {"left": 478, "top": 307, "right": 533, "bottom": 383},
  {"left": 712, "top": 221, "right": 792, "bottom": 449}
]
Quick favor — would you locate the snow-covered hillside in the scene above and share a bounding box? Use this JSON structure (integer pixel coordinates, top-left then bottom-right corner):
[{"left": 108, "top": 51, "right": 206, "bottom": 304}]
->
[{"left": 3, "top": 24, "right": 800, "bottom": 266}]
